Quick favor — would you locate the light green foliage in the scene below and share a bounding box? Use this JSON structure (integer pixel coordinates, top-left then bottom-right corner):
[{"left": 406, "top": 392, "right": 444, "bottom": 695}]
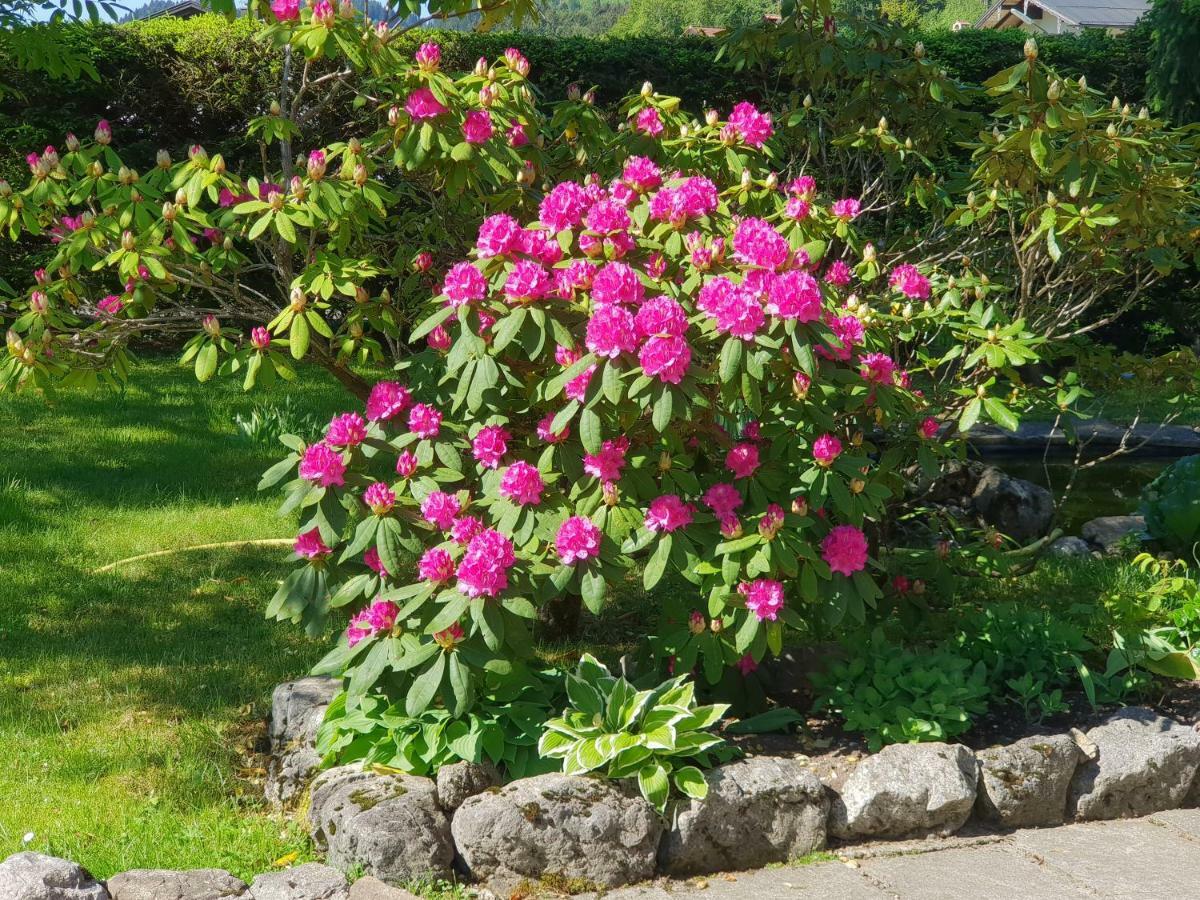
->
[
  {"left": 613, "top": 0, "right": 777, "bottom": 37},
  {"left": 539, "top": 655, "right": 730, "bottom": 812},
  {"left": 811, "top": 628, "right": 990, "bottom": 751},
  {"left": 1139, "top": 455, "right": 1200, "bottom": 560}
]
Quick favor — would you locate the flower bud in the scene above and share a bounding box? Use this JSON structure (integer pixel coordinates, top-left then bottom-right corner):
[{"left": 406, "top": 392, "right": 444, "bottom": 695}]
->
[
  {"left": 877, "top": 116, "right": 888, "bottom": 132},
  {"left": 388, "top": 105, "right": 401, "bottom": 127},
  {"left": 602, "top": 481, "right": 619, "bottom": 507},
  {"left": 709, "top": 617, "right": 724, "bottom": 634},
  {"left": 689, "top": 611, "right": 705, "bottom": 635},
  {"left": 250, "top": 326, "right": 271, "bottom": 350},
  {"left": 1106, "top": 123, "right": 1117, "bottom": 138},
  {"left": 791, "top": 496, "right": 808, "bottom": 516},
  {"left": 88, "top": 161, "right": 104, "bottom": 178},
  {"left": 413, "top": 251, "right": 432, "bottom": 272},
  {"left": 863, "top": 243, "right": 876, "bottom": 262},
  {"left": 567, "top": 82, "right": 581, "bottom": 101},
  {"left": 1138, "top": 106, "right": 1149, "bottom": 120},
  {"left": 290, "top": 286, "right": 307, "bottom": 312},
  {"left": 30, "top": 290, "right": 49, "bottom": 315},
  {"left": 1078, "top": 75, "right": 1087, "bottom": 90},
  {"left": 189, "top": 144, "right": 207, "bottom": 163},
  {"left": 94, "top": 119, "right": 112, "bottom": 145},
  {"left": 1047, "top": 80, "right": 1061, "bottom": 102},
  {"left": 222, "top": 236, "right": 233, "bottom": 251},
  {"left": 306, "top": 150, "right": 326, "bottom": 180},
  {"left": 658, "top": 451, "right": 672, "bottom": 472},
  {"left": 583, "top": 89, "right": 596, "bottom": 105},
  {"left": 1121, "top": 103, "right": 1131, "bottom": 117},
  {"left": 269, "top": 190, "right": 285, "bottom": 211},
  {"left": 904, "top": 136, "right": 913, "bottom": 150},
  {"left": 1111, "top": 95, "right": 1120, "bottom": 111},
  {"left": 120, "top": 230, "right": 136, "bottom": 251},
  {"left": 202, "top": 314, "right": 221, "bottom": 336},
  {"left": 479, "top": 84, "right": 496, "bottom": 107},
  {"left": 765, "top": 172, "right": 778, "bottom": 190},
  {"left": 704, "top": 108, "right": 719, "bottom": 127},
  {"left": 162, "top": 201, "right": 177, "bottom": 221},
  {"left": 118, "top": 166, "right": 137, "bottom": 186},
  {"left": 740, "top": 169, "right": 752, "bottom": 188},
  {"left": 0, "top": 180, "right": 9, "bottom": 198},
  {"left": 912, "top": 579, "right": 926, "bottom": 595},
  {"left": 914, "top": 41, "right": 925, "bottom": 59},
  {"left": 352, "top": 163, "right": 367, "bottom": 187},
  {"left": 1023, "top": 38, "right": 1038, "bottom": 60},
  {"left": 720, "top": 517, "right": 742, "bottom": 539},
  {"left": 803, "top": 94, "right": 813, "bottom": 109},
  {"left": 355, "top": 285, "right": 369, "bottom": 304},
  {"left": 474, "top": 56, "right": 488, "bottom": 76},
  {"left": 1046, "top": 190, "right": 1058, "bottom": 207},
  {"left": 62, "top": 132, "right": 80, "bottom": 153},
  {"left": 350, "top": 321, "right": 365, "bottom": 340},
  {"left": 792, "top": 370, "right": 811, "bottom": 400},
  {"left": 210, "top": 154, "right": 226, "bottom": 175},
  {"left": 850, "top": 478, "right": 866, "bottom": 494},
  {"left": 641, "top": 81, "right": 653, "bottom": 97},
  {"left": 679, "top": 124, "right": 690, "bottom": 138}
]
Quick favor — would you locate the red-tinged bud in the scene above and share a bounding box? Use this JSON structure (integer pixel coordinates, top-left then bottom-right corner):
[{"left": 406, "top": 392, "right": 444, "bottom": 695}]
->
[
  {"left": 567, "top": 83, "right": 581, "bottom": 101},
  {"left": 709, "top": 617, "right": 724, "bottom": 634},
  {"left": 689, "top": 611, "right": 705, "bottom": 635},
  {"left": 912, "top": 579, "right": 926, "bottom": 594},
  {"left": 162, "top": 201, "right": 177, "bottom": 221},
  {"left": 413, "top": 252, "right": 432, "bottom": 272},
  {"left": 250, "top": 326, "right": 271, "bottom": 350},
  {"left": 355, "top": 286, "right": 369, "bottom": 304},
  {"left": 30, "top": 291, "right": 49, "bottom": 315},
  {"left": 189, "top": 144, "right": 207, "bottom": 162},
  {"left": 791, "top": 496, "right": 808, "bottom": 516},
  {"left": 306, "top": 150, "right": 326, "bottom": 180},
  {"left": 65, "top": 133, "right": 80, "bottom": 152},
  {"left": 602, "top": 481, "right": 619, "bottom": 507},
  {"left": 474, "top": 57, "right": 488, "bottom": 77},
  {"left": 583, "top": 89, "right": 596, "bottom": 105},
  {"left": 202, "top": 314, "right": 221, "bottom": 337},
  {"left": 353, "top": 163, "right": 368, "bottom": 187},
  {"left": 94, "top": 119, "right": 112, "bottom": 145}
]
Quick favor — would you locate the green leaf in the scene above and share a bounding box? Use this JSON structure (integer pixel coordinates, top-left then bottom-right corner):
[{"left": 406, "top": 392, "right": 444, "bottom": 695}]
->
[
  {"left": 958, "top": 397, "right": 982, "bottom": 433},
  {"left": 580, "top": 407, "right": 602, "bottom": 454},
  {"left": 581, "top": 567, "right": 607, "bottom": 614},
  {"left": 405, "top": 652, "right": 446, "bottom": 716},
  {"left": 637, "top": 762, "right": 671, "bottom": 812},
  {"left": 652, "top": 388, "right": 673, "bottom": 432},
  {"left": 643, "top": 534, "right": 672, "bottom": 590},
  {"left": 289, "top": 313, "right": 310, "bottom": 360},
  {"left": 719, "top": 339, "right": 743, "bottom": 383},
  {"left": 194, "top": 342, "right": 218, "bottom": 383},
  {"left": 673, "top": 765, "right": 709, "bottom": 800},
  {"left": 983, "top": 397, "right": 1019, "bottom": 432}
]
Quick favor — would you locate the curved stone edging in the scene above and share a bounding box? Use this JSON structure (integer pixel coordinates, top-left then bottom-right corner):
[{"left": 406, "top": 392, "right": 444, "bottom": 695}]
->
[
  {"left": 966, "top": 420, "right": 1200, "bottom": 457},
  {"left": 8, "top": 697, "right": 1200, "bottom": 898}
]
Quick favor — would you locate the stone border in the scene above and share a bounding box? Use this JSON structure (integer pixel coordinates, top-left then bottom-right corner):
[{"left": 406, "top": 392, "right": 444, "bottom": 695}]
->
[
  {"left": 8, "top": 690, "right": 1200, "bottom": 898},
  {"left": 966, "top": 420, "right": 1200, "bottom": 457}
]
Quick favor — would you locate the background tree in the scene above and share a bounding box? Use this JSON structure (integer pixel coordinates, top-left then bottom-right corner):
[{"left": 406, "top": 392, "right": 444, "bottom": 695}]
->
[{"left": 1146, "top": 0, "right": 1200, "bottom": 123}]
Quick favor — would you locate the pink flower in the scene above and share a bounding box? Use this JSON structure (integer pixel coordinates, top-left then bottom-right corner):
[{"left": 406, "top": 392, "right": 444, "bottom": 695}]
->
[
  {"left": 645, "top": 495, "right": 694, "bottom": 533},
  {"left": 504, "top": 47, "right": 530, "bottom": 76},
  {"left": 556, "top": 344, "right": 582, "bottom": 366},
  {"left": 733, "top": 218, "right": 790, "bottom": 271},
  {"left": 622, "top": 156, "right": 662, "bottom": 192},
  {"left": 443, "top": 262, "right": 488, "bottom": 306},
  {"left": 418, "top": 547, "right": 455, "bottom": 583},
  {"left": 504, "top": 259, "right": 552, "bottom": 302},
  {"left": 405, "top": 87, "right": 447, "bottom": 121},
  {"left": 586, "top": 304, "right": 638, "bottom": 358},
  {"left": 472, "top": 425, "right": 510, "bottom": 469},
  {"left": 325, "top": 412, "right": 367, "bottom": 447},
  {"left": 785, "top": 197, "right": 811, "bottom": 220},
  {"left": 556, "top": 515, "right": 602, "bottom": 564},
  {"left": 539, "top": 182, "right": 589, "bottom": 233},
  {"left": 271, "top": 0, "right": 299, "bottom": 19},
  {"left": 697, "top": 277, "right": 764, "bottom": 341},
  {"left": 583, "top": 437, "right": 629, "bottom": 482},
  {"left": 859, "top": 352, "right": 896, "bottom": 384},
  {"left": 537, "top": 413, "right": 569, "bottom": 443},
  {"left": 499, "top": 461, "right": 545, "bottom": 505},
  {"left": 250, "top": 327, "right": 272, "bottom": 350},
  {"left": 462, "top": 109, "right": 494, "bottom": 144},
  {"left": 363, "top": 482, "right": 396, "bottom": 515},
  {"left": 477, "top": 214, "right": 520, "bottom": 258},
  {"left": 408, "top": 403, "right": 442, "bottom": 439},
  {"left": 635, "top": 106, "right": 663, "bottom": 137},
  {"left": 97, "top": 295, "right": 123, "bottom": 315},
  {"left": 725, "top": 442, "right": 760, "bottom": 479},
  {"left": 888, "top": 263, "right": 931, "bottom": 300},
  {"left": 766, "top": 270, "right": 822, "bottom": 322},
  {"left": 421, "top": 491, "right": 461, "bottom": 530},
  {"left": 427, "top": 325, "right": 451, "bottom": 352},
  {"left": 363, "top": 546, "right": 389, "bottom": 577},
  {"left": 825, "top": 314, "right": 864, "bottom": 360},
  {"left": 738, "top": 653, "right": 758, "bottom": 675},
  {"left": 294, "top": 527, "right": 331, "bottom": 559},
  {"left": 415, "top": 42, "right": 441, "bottom": 72},
  {"left": 635, "top": 296, "right": 687, "bottom": 338},
  {"left": 451, "top": 515, "right": 485, "bottom": 545},
  {"left": 585, "top": 199, "right": 631, "bottom": 235},
  {"left": 727, "top": 101, "right": 773, "bottom": 148},
  {"left": 395, "top": 450, "right": 418, "bottom": 478},
  {"left": 812, "top": 433, "right": 842, "bottom": 466},
  {"left": 300, "top": 442, "right": 346, "bottom": 487},
  {"left": 822, "top": 525, "right": 869, "bottom": 575},
  {"left": 788, "top": 175, "right": 816, "bottom": 198},
  {"left": 920, "top": 417, "right": 940, "bottom": 439},
  {"left": 456, "top": 528, "right": 515, "bottom": 597},
  {"left": 565, "top": 364, "right": 596, "bottom": 402},
  {"left": 650, "top": 178, "right": 719, "bottom": 226},
  {"left": 739, "top": 578, "right": 785, "bottom": 621},
  {"left": 434, "top": 622, "right": 465, "bottom": 648},
  {"left": 639, "top": 335, "right": 691, "bottom": 385},
  {"left": 703, "top": 482, "right": 743, "bottom": 520},
  {"left": 366, "top": 381, "right": 411, "bottom": 422},
  {"left": 346, "top": 599, "right": 399, "bottom": 647},
  {"left": 591, "top": 261, "right": 643, "bottom": 306},
  {"left": 824, "top": 260, "right": 852, "bottom": 287},
  {"left": 831, "top": 197, "right": 862, "bottom": 220},
  {"left": 758, "top": 503, "right": 785, "bottom": 539},
  {"left": 507, "top": 121, "right": 528, "bottom": 147}
]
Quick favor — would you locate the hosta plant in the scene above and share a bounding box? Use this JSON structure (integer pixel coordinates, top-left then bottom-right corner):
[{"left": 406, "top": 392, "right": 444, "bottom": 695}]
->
[{"left": 537, "top": 654, "right": 730, "bottom": 813}]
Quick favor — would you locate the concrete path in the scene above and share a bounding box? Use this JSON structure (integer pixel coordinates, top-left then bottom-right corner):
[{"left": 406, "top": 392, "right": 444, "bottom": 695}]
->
[{"left": 594, "top": 808, "right": 1200, "bottom": 899}]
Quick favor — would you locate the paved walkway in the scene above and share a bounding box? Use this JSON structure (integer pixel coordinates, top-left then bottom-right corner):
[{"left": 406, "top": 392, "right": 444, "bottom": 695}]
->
[{"left": 596, "top": 808, "right": 1200, "bottom": 899}]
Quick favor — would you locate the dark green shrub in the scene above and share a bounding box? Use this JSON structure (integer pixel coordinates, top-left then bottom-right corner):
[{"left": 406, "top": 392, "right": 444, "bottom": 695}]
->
[{"left": 1140, "top": 455, "right": 1200, "bottom": 559}]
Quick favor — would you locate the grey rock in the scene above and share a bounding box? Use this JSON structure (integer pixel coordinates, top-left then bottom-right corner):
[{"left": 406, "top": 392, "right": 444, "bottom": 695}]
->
[
  {"left": 971, "top": 467, "right": 1054, "bottom": 544},
  {"left": 658, "top": 756, "right": 828, "bottom": 876},
  {"left": 266, "top": 677, "right": 340, "bottom": 806},
  {"left": 105, "top": 869, "right": 248, "bottom": 900},
  {"left": 1068, "top": 707, "right": 1200, "bottom": 821},
  {"left": 247, "top": 864, "right": 348, "bottom": 900},
  {"left": 345, "top": 878, "right": 419, "bottom": 900},
  {"left": 830, "top": 743, "right": 978, "bottom": 840},
  {"left": 974, "top": 734, "right": 1082, "bottom": 827},
  {"left": 307, "top": 765, "right": 453, "bottom": 884},
  {"left": 1081, "top": 516, "right": 1145, "bottom": 553},
  {"left": 0, "top": 852, "right": 110, "bottom": 900},
  {"left": 451, "top": 772, "right": 662, "bottom": 888},
  {"left": 1048, "top": 536, "right": 1093, "bottom": 558},
  {"left": 434, "top": 760, "right": 501, "bottom": 813}
]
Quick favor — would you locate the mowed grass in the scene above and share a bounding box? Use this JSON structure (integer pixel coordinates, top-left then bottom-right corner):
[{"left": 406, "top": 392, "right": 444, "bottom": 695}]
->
[{"left": 0, "top": 359, "right": 351, "bottom": 880}]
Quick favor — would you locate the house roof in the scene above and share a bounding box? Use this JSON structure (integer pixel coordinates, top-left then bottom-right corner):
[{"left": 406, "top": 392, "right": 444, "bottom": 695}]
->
[
  {"left": 976, "top": 0, "right": 1149, "bottom": 28},
  {"left": 142, "top": 0, "right": 206, "bottom": 19}
]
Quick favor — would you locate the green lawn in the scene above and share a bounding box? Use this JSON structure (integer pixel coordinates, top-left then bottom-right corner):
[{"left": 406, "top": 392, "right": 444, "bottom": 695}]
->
[{"left": 0, "top": 359, "right": 351, "bottom": 880}]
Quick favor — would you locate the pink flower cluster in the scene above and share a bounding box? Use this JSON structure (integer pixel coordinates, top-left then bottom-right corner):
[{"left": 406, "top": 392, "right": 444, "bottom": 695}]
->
[
  {"left": 888, "top": 264, "right": 931, "bottom": 300},
  {"left": 739, "top": 578, "right": 785, "bottom": 621},
  {"left": 347, "top": 599, "right": 399, "bottom": 647},
  {"left": 456, "top": 528, "right": 515, "bottom": 597},
  {"left": 645, "top": 494, "right": 694, "bottom": 533},
  {"left": 556, "top": 515, "right": 601, "bottom": 563},
  {"left": 726, "top": 102, "right": 774, "bottom": 148}
]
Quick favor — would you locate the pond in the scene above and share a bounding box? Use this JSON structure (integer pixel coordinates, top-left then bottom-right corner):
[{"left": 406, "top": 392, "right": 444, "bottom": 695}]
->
[{"left": 994, "top": 457, "right": 1167, "bottom": 535}]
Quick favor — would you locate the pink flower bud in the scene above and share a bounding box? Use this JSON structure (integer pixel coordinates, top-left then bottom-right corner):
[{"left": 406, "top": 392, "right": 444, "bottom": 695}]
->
[
  {"left": 688, "top": 611, "right": 706, "bottom": 634},
  {"left": 427, "top": 325, "right": 451, "bottom": 351},
  {"left": 94, "top": 120, "right": 112, "bottom": 145},
  {"left": 413, "top": 252, "right": 432, "bottom": 272},
  {"left": 30, "top": 291, "right": 49, "bottom": 315},
  {"left": 202, "top": 314, "right": 221, "bottom": 337},
  {"left": 504, "top": 47, "right": 530, "bottom": 76},
  {"left": 312, "top": 0, "right": 334, "bottom": 26},
  {"left": 189, "top": 144, "right": 207, "bottom": 162},
  {"left": 250, "top": 326, "right": 271, "bottom": 350},
  {"left": 33, "top": 268, "right": 48, "bottom": 285},
  {"left": 474, "top": 57, "right": 488, "bottom": 77},
  {"left": 65, "top": 133, "right": 80, "bottom": 152},
  {"left": 306, "top": 150, "right": 326, "bottom": 180},
  {"left": 415, "top": 42, "right": 441, "bottom": 71}
]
